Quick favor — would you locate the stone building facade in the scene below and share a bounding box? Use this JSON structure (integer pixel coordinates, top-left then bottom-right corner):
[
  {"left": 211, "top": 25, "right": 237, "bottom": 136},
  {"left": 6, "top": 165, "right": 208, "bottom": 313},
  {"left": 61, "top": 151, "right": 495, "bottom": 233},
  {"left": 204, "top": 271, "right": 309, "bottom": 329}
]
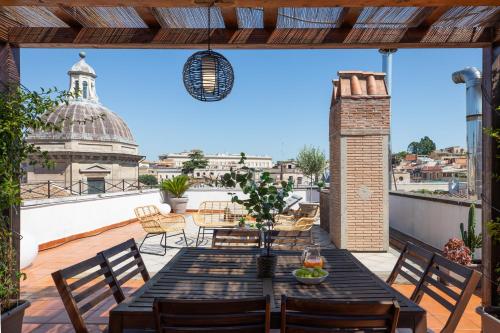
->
[
  {"left": 329, "top": 71, "right": 390, "bottom": 251},
  {"left": 26, "top": 52, "right": 141, "bottom": 194}
]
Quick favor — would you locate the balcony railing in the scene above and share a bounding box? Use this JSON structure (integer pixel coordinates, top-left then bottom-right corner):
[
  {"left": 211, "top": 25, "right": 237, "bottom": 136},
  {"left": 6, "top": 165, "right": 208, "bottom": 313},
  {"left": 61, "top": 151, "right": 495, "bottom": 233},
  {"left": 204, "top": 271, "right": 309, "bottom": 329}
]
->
[{"left": 21, "top": 179, "right": 157, "bottom": 200}]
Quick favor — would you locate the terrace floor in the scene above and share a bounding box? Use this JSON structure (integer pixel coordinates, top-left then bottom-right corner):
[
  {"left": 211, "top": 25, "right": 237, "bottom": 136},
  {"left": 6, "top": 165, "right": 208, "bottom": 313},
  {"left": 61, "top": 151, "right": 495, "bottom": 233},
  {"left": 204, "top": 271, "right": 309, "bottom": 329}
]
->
[{"left": 20, "top": 215, "right": 482, "bottom": 333}]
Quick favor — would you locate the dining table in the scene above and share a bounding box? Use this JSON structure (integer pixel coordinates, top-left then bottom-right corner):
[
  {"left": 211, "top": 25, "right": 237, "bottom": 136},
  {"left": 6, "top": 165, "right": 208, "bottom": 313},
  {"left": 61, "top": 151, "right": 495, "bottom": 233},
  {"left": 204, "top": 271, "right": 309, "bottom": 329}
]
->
[{"left": 109, "top": 247, "right": 427, "bottom": 332}]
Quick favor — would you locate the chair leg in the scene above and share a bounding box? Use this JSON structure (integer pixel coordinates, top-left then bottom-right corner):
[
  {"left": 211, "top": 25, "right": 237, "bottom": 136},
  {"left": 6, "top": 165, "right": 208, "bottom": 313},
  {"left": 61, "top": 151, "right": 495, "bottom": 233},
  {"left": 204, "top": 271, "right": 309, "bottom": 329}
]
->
[
  {"left": 196, "top": 227, "right": 202, "bottom": 247},
  {"left": 200, "top": 227, "right": 206, "bottom": 244},
  {"left": 139, "top": 233, "right": 167, "bottom": 256},
  {"left": 182, "top": 229, "right": 189, "bottom": 247}
]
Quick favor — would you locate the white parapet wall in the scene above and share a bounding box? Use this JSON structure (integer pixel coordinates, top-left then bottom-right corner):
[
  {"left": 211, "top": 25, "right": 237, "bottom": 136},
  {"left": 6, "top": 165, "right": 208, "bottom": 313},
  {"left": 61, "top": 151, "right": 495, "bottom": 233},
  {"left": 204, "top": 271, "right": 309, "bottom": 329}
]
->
[
  {"left": 20, "top": 187, "right": 316, "bottom": 268},
  {"left": 389, "top": 191, "right": 482, "bottom": 256}
]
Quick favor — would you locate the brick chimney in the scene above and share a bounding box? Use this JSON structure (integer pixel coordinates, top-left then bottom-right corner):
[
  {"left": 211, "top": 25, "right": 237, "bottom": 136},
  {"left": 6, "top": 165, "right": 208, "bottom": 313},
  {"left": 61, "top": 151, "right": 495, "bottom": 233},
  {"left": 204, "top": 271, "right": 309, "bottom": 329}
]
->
[{"left": 329, "top": 71, "right": 390, "bottom": 251}]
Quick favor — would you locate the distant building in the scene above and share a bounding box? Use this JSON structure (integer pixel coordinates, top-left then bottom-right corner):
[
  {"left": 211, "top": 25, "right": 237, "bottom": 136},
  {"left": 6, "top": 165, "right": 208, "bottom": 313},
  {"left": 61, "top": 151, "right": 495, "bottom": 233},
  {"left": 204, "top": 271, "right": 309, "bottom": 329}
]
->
[
  {"left": 266, "top": 160, "right": 308, "bottom": 186},
  {"left": 159, "top": 151, "right": 273, "bottom": 170},
  {"left": 26, "top": 53, "right": 141, "bottom": 194}
]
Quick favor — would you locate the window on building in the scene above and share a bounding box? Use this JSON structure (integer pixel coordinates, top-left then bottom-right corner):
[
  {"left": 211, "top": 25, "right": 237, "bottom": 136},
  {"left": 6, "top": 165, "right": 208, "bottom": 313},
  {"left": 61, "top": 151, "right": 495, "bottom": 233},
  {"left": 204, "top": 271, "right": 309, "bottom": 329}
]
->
[
  {"left": 74, "top": 80, "right": 79, "bottom": 94},
  {"left": 196, "top": 172, "right": 200, "bottom": 177},
  {"left": 82, "top": 81, "right": 88, "bottom": 99},
  {"left": 297, "top": 177, "right": 302, "bottom": 185},
  {"left": 288, "top": 165, "right": 292, "bottom": 169},
  {"left": 87, "top": 178, "right": 105, "bottom": 194}
]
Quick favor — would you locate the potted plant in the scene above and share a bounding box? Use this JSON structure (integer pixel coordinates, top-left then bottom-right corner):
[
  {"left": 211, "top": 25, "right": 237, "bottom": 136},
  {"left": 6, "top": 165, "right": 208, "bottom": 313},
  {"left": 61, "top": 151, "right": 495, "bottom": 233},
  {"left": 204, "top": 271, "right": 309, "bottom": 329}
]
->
[
  {"left": 1, "top": 85, "right": 72, "bottom": 332},
  {"left": 161, "top": 175, "right": 190, "bottom": 213},
  {"left": 460, "top": 203, "right": 482, "bottom": 263},
  {"left": 221, "top": 153, "right": 293, "bottom": 278}
]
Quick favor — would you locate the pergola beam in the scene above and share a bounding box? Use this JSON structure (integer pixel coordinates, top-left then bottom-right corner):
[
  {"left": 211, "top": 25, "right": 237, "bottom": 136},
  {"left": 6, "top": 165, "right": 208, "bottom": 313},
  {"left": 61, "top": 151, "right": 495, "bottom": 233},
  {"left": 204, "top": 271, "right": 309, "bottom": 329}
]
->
[
  {"left": 220, "top": 7, "right": 238, "bottom": 29},
  {"left": 0, "top": 0, "right": 498, "bottom": 7},
  {"left": 326, "top": 7, "right": 362, "bottom": 43},
  {"left": 263, "top": 7, "right": 278, "bottom": 30},
  {"left": 134, "top": 7, "right": 161, "bottom": 29},
  {"left": 7, "top": 28, "right": 491, "bottom": 49}
]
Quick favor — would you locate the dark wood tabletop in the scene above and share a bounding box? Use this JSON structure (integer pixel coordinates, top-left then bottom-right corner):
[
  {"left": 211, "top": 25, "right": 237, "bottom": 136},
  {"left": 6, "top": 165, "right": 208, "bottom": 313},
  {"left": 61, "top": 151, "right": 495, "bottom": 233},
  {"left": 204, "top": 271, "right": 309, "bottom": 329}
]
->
[{"left": 109, "top": 247, "right": 427, "bottom": 333}]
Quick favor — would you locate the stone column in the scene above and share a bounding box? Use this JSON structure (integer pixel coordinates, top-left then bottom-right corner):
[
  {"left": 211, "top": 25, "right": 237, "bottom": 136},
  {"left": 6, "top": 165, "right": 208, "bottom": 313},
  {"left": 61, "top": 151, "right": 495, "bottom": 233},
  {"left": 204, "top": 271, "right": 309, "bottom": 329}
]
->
[{"left": 329, "top": 71, "right": 390, "bottom": 251}]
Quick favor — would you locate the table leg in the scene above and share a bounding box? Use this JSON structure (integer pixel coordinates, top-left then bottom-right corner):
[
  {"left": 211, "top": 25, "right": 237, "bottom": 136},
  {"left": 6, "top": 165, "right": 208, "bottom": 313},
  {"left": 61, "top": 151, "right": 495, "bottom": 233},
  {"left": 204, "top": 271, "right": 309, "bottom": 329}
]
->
[
  {"left": 414, "top": 312, "right": 428, "bottom": 333},
  {"left": 108, "top": 312, "right": 122, "bottom": 333}
]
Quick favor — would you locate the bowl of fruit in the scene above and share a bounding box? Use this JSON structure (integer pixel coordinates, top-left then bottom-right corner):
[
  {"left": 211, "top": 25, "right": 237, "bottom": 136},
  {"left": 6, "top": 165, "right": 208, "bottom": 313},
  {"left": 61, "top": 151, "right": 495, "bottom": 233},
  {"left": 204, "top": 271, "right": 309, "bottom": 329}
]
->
[{"left": 293, "top": 267, "right": 329, "bottom": 285}]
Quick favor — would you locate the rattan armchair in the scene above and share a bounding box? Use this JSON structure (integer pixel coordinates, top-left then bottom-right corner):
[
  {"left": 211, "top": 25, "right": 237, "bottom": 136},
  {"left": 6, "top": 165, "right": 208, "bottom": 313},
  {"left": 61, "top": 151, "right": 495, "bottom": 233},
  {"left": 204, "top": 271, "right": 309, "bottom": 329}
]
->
[
  {"left": 134, "top": 205, "right": 188, "bottom": 255},
  {"left": 193, "top": 201, "right": 250, "bottom": 246},
  {"left": 274, "top": 203, "right": 319, "bottom": 231}
]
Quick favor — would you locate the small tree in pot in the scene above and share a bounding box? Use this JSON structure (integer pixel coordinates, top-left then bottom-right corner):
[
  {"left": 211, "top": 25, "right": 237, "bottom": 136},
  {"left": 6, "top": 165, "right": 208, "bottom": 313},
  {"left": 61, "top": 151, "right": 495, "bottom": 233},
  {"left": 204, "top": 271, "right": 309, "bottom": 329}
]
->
[
  {"left": 221, "top": 153, "right": 293, "bottom": 278},
  {"left": 161, "top": 175, "right": 190, "bottom": 213}
]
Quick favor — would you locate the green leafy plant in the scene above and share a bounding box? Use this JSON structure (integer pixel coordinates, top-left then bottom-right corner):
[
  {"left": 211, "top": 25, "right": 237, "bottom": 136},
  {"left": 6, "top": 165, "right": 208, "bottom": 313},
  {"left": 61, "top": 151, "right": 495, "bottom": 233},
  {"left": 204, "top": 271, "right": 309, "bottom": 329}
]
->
[
  {"left": 161, "top": 175, "right": 190, "bottom": 198},
  {"left": 138, "top": 174, "right": 158, "bottom": 186},
  {"left": 0, "top": 84, "right": 70, "bottom": 312},
  {"left": 460, "top": 204, "right": 482, "bottom": 258},
  {"left": 484, "top": 105, "right": 500, "bottom": 306},
  {"left": 221, "top": 153, "right": 294, "bottom": 256}
]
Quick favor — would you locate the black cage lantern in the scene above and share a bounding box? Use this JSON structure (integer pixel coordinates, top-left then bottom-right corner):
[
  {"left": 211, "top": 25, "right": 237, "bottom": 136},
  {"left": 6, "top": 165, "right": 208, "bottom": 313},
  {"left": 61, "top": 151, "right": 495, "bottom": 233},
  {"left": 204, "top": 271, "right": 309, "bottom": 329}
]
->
[{"left": 182, "top": 50, "right": 234, "bottom": 102}]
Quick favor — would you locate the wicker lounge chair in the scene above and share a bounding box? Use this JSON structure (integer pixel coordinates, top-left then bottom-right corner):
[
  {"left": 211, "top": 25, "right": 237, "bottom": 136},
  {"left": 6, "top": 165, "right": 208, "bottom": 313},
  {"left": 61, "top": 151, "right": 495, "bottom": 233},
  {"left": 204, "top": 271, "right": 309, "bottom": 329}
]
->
[
  {"left": 274, "top": 203, "right": 319, "bottom": 231},
  {"left": 193, "top": 201, "right": 250, "bottom": 246},
  {"left": 134, "top": 205, "right": 188, "bottom": 255}
]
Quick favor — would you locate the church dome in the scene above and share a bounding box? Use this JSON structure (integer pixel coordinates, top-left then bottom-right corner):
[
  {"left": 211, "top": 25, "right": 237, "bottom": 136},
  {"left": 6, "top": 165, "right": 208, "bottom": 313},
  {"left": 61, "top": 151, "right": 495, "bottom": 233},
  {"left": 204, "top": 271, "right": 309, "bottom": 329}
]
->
[
  {"left": 28, "top": 52, "right": 136, "bottom": 146},
  {"left": 31, "top": 102, "right": 136, "bottom": 144}
]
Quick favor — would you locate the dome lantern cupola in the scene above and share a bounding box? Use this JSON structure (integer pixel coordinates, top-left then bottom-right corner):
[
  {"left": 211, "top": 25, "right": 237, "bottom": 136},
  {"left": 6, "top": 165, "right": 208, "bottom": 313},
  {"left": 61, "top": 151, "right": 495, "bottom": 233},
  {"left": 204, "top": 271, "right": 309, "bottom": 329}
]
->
[{"left": 68, "top": 52, "right": 98, "bottom": 103}]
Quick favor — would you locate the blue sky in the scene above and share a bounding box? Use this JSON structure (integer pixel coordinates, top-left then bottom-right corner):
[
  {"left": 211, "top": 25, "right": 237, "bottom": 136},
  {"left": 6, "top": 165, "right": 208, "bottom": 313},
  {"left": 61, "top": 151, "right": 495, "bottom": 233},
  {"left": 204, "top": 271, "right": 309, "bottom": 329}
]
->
[{"left": 21, "top": 48, "right": 481, "bottom": 161}]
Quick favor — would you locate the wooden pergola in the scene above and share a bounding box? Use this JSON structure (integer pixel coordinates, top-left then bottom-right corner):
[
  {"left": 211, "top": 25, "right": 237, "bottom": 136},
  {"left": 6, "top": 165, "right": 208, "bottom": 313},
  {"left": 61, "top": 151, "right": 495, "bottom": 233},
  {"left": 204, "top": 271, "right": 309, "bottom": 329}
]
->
[{"left": 0, "top": 0, "right": 499, "bottom": 308}]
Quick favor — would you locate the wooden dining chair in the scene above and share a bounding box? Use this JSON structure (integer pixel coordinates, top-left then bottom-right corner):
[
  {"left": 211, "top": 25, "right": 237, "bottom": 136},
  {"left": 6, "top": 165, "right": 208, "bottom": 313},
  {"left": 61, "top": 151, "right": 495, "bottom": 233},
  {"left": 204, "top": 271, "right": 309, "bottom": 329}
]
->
[
  {"left": 153, "top": 296, "right": 271, "bottom": 333},
  {"left": 99, "top": 238, "right": 150, "bottom": 302},
  {"left": 211, "top": 229, "right": 261, "bottom": 248},
  {"left": 386, "top": 242, "right": 435, "bottom": 300},
  {"left": 412, "top": 254, "right": 482, "bottom": 333},
  {"left": 51, "top": 253, "right": 122, "bottom": 333},
  {"left": 281, "top": 295, "right": 400, "bottom": 333}
]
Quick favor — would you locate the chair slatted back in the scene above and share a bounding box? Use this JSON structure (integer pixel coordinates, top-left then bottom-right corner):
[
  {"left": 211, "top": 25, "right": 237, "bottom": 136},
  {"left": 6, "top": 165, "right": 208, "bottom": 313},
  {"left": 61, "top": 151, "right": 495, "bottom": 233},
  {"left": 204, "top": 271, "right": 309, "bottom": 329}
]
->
[
  {"left": 386, "top": 242, "right": 435, "bottom": 300},
  {"left": 99, "top": 238, "right": 150, "bottom": 302},
  {"left": 270, "top": 230, "right": 312, "bottom": 250},
  {"left": 212, "top": 229, "right": 261, "bottom": 248},
  {"left": 414, "top": 254, "right": 482, "bottom": 333},
  {"left": 281, "top": 296, "right": 400, "bottom": 333},
  {"left": 154, "top": 296, "right": 271, "bottom": 333},
  {"left": 51, "top": 254, "right": 121, "bottom": 333}
]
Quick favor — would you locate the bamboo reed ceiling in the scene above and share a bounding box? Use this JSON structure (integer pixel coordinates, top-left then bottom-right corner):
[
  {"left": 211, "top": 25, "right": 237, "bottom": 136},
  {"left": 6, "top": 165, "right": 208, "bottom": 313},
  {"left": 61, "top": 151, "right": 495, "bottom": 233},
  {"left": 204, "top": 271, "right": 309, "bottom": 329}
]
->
[{"left": 0, "top": 1, "right": 498, "bottom": 48}]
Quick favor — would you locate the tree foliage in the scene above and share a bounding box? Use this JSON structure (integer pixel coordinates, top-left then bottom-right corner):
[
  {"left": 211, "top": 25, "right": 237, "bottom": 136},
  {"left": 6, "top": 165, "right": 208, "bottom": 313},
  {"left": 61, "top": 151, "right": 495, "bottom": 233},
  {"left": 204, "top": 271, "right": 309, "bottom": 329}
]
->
[
  {"left": 392, "top": 151, "right": 408, "bottom": 165},
  {"left": 296, "top": 146, "right": 327, "bottom": 182},
  {"left": 138, "top": 174, "right": 158, "bottom": 186},
  {"left": 1, "top": 85, "right": 70, "bottom": 311},
  {"left": 406, "top": 136, "right": 436, "bottom": 155},
  {"left": 181, "top": 149, "right": 209, "bottom": 175}
]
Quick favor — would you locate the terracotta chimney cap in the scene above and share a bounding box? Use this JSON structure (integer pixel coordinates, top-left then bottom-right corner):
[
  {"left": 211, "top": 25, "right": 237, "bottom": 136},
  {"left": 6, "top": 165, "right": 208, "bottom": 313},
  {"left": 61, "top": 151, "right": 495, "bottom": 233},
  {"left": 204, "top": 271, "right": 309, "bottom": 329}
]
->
[{"left": 334, "top": 70, "right": 388, "bottom": 98}]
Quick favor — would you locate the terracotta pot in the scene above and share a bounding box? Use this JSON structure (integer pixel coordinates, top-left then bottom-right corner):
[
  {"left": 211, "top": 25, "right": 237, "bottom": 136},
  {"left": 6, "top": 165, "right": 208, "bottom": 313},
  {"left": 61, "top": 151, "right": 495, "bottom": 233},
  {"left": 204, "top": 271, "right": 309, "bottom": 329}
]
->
[
  {"left": 169, "top": 197, "right": 188, "bottom": 214},
  {"left": 1, "top": 300, "right": 30, "bottom": 333},
  {"left": 257, "top": 254, "right": 277, "bottom": 278},
  {"left": 476, "top": 306, "right": 500, "bottom": 333}
]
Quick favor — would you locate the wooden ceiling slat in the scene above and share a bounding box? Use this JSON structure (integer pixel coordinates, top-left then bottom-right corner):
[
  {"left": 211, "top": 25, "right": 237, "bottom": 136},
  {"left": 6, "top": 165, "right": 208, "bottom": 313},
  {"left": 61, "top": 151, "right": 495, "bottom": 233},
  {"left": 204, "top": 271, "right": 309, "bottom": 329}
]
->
[
  {"left": 220, "top": 7, "right": 238, "bottom": 29},
  {"left": 0, "top": 1, "right": 498, "bottom": 7},
  {"left": 48, "top": 6, "right": 82, "bottom": 28},
  {"left": 400, "top": 7, "right": 450, "bottom": 43}
]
